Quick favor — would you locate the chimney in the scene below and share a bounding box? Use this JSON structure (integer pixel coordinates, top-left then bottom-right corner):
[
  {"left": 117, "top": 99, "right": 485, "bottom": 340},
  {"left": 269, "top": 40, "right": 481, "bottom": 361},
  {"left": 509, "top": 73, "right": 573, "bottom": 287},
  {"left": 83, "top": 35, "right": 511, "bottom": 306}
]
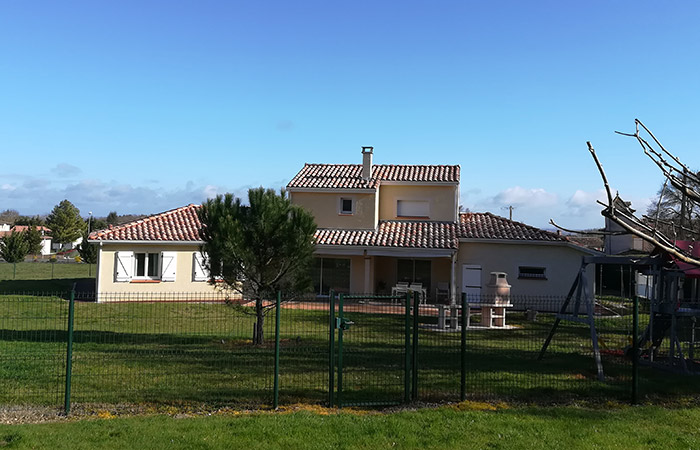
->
[{"left": 362, "top": 146, "right": 373, "bottom": 180}]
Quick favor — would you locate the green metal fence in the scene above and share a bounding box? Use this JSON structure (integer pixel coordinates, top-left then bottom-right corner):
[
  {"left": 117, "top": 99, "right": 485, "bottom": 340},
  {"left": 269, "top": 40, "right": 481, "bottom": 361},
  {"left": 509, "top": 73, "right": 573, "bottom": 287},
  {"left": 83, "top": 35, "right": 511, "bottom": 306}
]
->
[{"left": 1, "top": 290, "right": 699, "bottom": 414}]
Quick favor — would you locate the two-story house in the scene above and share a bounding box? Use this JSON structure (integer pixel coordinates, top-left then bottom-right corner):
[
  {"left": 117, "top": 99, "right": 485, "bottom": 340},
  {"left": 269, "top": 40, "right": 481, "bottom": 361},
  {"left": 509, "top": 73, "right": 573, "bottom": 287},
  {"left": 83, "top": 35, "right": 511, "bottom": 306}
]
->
[
  {"left": 287, "top": 147, "right": 460, "bottom": 301},
  {"left": 88, "top": 146, "right": 595, "bottom": 304},
  {"left": 287, "top": 147, "right": 597, "bottom": 305}
]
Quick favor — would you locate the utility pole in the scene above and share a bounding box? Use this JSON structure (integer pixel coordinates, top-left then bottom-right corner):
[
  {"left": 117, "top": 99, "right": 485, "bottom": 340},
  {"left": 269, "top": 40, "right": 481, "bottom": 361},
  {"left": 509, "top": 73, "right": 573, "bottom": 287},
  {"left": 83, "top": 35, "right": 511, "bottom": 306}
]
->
[{"left": 502, "top": 205, "right": 515, "bottom": 221}]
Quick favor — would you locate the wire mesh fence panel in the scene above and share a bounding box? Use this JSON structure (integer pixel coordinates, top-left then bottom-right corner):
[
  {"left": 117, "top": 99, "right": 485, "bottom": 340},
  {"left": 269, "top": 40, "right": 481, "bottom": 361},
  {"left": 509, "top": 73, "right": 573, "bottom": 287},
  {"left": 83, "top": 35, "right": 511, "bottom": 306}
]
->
[
  {"left": 277, "top": 294, "right": 331, "bottom": 405},
  {"left": 0, "top": 293, "right": 69, "bottom": 407},
  {"left": 633, "top": 297, "right": 700, "bottom": 399},
  {"left": 5, "top": 288, "right": 700, "bottom": 411},
  {"left": 69, "top": 292, "right": 274, "bottom": 408},
  {"left": 414, "top": 303, "right": 461, "bottom": 402},
  {"left": 335, "top": 294, "right": 409, "bottom": 407},
  {"left": 461, "top": 296, "right": 634, "bottom": 402}
]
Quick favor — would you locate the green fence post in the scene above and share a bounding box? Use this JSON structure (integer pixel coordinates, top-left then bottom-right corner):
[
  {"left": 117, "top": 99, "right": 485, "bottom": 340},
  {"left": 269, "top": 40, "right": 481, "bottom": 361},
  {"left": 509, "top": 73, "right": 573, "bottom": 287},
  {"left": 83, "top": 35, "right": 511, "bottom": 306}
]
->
[
  {"left": 632, "top": 295, "right": 639, "bottom": 404},
  {"left": 461, "top": 292, "right": 467, "bottom": 402},
  {"left": 337, "top": 293, "right": 344, "bottom": 408},
  {"left": 328, "top": 290, "right": 335, "bottom": 408},
  {"left": 273, "top": 291, "right": 281, "bottom": 409},
  {"left": 404, "top": 291, "right": 411, "bottom": 404},
  {"left": 64, "top": 290, "right": 75, "bottom": 415},
  {"left": 411, "top": 291, "right": 419, "bottom": 401}
]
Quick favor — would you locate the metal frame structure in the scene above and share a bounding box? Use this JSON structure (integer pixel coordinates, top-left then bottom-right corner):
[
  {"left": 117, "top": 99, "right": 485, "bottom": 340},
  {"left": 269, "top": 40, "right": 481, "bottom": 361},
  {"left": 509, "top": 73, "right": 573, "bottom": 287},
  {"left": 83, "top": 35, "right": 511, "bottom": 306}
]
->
[{"left": 538, "top": 255, "right": 663, "bottom": 381}]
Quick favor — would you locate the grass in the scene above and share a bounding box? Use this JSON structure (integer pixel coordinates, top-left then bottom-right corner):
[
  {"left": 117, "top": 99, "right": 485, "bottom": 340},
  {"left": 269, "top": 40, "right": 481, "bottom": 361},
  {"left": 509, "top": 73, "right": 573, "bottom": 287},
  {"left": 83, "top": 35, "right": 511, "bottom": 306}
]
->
[
  {"left": 0, "top": 262, "right": 94, "bottom": 292},
  {"left": 1, "top": 404, "right": 700, "bottom": 449}
]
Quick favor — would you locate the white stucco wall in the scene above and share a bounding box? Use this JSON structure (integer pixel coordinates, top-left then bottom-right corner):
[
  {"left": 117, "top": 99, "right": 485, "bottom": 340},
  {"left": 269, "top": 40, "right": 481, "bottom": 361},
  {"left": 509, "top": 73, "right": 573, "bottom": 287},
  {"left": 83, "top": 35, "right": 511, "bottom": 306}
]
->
[
  {"left": 95, "top": 243, "right": 229, "bottom": 302},
  {"left": 456, "top": 241, "right": 594, "bottom": 310}
]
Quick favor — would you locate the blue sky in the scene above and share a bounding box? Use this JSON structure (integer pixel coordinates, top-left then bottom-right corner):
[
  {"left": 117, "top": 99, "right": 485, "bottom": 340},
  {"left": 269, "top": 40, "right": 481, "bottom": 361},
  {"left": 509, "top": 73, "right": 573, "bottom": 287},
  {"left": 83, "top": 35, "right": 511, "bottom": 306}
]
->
[{"left": 1, "top": 1, "right": 699, "bottom": 229}]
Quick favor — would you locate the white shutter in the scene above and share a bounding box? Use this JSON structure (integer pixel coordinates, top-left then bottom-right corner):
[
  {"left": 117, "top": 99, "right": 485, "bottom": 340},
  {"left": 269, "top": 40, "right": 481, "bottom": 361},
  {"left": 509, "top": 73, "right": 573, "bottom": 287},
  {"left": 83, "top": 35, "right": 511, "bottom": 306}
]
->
[
  {"left": 161, "top": 251, "right": 177, "bottom": 282},
  {"left": 397, "top": 200, "right": 429, "bottom": 217},
  {"left": 193, "top": 252, "right": 208, "bottom": 282},
  {"left": 115, "top": 251, "right": 134, "bottom": 282}
]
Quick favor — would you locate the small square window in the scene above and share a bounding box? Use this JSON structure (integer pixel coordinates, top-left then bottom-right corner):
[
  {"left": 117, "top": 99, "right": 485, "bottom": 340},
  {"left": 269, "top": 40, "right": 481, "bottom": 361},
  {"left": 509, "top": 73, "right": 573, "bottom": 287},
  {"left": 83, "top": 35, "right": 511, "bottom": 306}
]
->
[{"left": 340, "top": 198, "right": 353, "bottom": 215}]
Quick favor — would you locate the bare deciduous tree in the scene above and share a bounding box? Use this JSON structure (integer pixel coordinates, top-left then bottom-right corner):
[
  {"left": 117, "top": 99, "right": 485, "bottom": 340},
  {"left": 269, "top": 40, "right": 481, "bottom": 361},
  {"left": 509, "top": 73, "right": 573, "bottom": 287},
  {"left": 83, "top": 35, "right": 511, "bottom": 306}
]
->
[{"left": 553, "top": 119, "right": 700, "bottom": 267}]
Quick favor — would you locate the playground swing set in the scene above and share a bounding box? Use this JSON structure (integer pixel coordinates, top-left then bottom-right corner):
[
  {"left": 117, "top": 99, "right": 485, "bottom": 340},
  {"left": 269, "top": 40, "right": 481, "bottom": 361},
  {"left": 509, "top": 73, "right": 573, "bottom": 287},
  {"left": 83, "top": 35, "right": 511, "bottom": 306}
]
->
[{"left": 538, "top": 254, "right": 700, "bottom": 379}]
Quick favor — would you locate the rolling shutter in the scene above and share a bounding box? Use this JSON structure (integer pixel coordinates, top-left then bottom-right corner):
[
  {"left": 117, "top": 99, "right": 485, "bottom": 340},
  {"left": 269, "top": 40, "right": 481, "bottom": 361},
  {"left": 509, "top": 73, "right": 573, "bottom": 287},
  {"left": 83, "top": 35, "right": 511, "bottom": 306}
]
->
[
  {"left": 193, "top": 252, "right": 208, "bottom": 282},
  {"left": 397, "top": 200, "right": 429, "bottom": 217},
  {"left": 115, "top": 251, "right": 134, "bottom": 282},
  {"left": 161, "top": 252, "right": 177, "bottom": 282}
]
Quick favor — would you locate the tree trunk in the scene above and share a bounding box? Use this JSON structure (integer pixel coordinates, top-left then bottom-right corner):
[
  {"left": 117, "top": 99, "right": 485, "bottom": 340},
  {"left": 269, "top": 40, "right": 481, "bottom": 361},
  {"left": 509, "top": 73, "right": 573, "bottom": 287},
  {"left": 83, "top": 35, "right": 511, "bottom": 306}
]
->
[{"left": 254, "top": 299, "right": 265, "bottom": 345}]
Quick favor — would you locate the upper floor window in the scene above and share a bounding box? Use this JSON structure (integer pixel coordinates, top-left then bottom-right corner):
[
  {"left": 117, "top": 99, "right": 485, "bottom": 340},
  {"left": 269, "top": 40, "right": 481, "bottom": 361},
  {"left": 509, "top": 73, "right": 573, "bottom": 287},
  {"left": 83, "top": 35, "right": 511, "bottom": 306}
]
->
[
  {"left": 340, "top": 198, "right": 353, "bottom": 215},
  {"left": 397, "top": 200, "right": 429, "bottom": 218}
]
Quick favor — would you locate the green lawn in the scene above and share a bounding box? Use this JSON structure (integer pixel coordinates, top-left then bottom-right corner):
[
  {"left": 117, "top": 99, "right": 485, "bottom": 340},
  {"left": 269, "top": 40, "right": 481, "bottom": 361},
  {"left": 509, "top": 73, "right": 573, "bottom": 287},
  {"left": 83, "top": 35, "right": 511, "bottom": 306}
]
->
[
  {"left": 1, "top": 404, "right": 699, "bottom": 449},
  {"left": 0, "top": 262, "right": 94, "bottom": 292}
]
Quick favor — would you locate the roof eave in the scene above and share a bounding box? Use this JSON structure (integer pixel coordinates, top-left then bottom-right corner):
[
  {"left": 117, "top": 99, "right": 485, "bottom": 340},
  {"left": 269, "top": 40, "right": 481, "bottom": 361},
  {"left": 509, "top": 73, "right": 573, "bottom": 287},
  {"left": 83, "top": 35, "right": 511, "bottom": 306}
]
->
[
  {"left": 458, "top": 238, "right": 600, "bottom": 255},
  {"left": 88, "top": 239, "right": 204, "bottom": 245},
  {"left": 287, "top": 187, "right": 377, "bottom": 193}
]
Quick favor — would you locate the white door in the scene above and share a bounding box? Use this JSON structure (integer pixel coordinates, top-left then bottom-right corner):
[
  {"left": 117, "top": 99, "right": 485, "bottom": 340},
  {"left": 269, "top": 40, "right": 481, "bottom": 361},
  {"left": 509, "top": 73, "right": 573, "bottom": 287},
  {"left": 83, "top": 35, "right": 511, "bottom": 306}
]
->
[{"left": 462, "top": 264, "right": 482, "bottom": 301}]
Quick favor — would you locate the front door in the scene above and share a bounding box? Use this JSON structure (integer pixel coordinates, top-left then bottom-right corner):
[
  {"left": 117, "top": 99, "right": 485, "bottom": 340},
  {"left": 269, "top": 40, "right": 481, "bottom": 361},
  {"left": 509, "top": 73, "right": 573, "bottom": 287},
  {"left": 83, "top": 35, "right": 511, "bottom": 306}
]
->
[{"left": 462, "top": 264, "right": 482, "bottom": 301}]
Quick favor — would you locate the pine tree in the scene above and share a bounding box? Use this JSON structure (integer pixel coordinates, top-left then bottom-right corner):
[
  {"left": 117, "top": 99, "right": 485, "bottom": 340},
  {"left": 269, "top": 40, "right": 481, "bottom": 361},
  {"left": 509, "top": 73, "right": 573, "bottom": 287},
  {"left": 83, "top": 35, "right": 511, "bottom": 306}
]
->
[
  {"left": 24, "top": 225, "right": 43, "bottom": 255},
  {"left": 77, "top": 230, "right": 98, "bottom": 264},
  {"left": 198, "top": 188, "right": 317, "bottom": 344},
  {"left": 46, "top": 200, "right": 86, "bottom": 250},
  {"left": 1, "top": 231, "right": 30, "bottom": 278}
]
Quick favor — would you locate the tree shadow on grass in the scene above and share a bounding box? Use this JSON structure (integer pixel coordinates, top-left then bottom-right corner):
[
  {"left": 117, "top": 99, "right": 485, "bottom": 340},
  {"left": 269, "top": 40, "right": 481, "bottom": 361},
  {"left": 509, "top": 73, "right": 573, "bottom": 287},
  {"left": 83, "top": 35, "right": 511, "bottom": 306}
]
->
[{"left": 0, "top": 278, "right": 95, "bottom": 296}]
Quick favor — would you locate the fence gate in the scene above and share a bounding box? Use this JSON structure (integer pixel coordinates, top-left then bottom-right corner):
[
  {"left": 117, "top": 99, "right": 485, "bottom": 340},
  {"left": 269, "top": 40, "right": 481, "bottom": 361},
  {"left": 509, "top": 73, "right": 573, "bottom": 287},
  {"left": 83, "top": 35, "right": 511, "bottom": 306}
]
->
[{"left": 329, "top": 292, "right": 414, "bottom": 407}]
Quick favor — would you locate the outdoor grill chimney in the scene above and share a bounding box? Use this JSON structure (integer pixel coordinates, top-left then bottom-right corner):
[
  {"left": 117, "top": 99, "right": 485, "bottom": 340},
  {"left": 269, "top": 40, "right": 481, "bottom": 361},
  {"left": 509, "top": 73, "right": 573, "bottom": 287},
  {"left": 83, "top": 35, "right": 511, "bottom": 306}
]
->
[{"left": 361, "top": 146, "right": 373, "bottom": 180}]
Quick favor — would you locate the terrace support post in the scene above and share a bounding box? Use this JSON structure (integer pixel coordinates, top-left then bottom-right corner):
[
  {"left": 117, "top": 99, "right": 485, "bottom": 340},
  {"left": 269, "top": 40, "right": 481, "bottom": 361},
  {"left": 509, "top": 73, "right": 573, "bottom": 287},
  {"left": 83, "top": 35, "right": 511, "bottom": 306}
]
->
[
  {"left": 632, "top": 295, "right": 639, "bottom": 404},
  {"left": 412, "top": 291, "right": 419, "bottom": 401},
  {"left": 64, "top": 289, "right": 75, "bottom": 415},
  {"left": 460, "top": 292, "right": 467, "bottom": 402},
  {"left": 328, "top": 290, "right": 335, "bottom": 408},
  {"left": 404, "top": 291, "right": 411, "bottom": 404},
  {"left": 273, "top": 291, "right": 281, "bottom": 409}
]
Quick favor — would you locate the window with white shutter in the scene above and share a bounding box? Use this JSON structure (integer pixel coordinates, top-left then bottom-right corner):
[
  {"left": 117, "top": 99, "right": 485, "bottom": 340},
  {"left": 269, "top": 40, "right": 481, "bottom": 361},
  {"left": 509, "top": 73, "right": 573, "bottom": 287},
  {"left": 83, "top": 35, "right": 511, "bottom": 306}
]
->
[
  {"left": 161, "top": 252, "right": 177, "bottom": 282},
  {"left": 115, "top": 251, "right": 134, "bottom": 282},
  {"left": 192, "top": 252, "right": 209, "bottom": 282}
]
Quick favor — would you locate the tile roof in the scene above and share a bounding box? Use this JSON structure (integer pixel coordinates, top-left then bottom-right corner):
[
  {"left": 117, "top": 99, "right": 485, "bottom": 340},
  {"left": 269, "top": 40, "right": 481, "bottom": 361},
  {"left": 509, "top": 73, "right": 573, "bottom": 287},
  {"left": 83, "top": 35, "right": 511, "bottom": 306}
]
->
[
  {"left": 287, "top": 164, "right": 460, "bottom": 190},
  {"left": 458, "top": 212, "right": 569, "bottom": 242},
  {"left": 86, "top": 204, "right": 572, "bottom": 249},
  {"left": 315, "top": 221, "right": 459, "bottom": 250},
  {"left": 88, "top": 204, "right": 202, "bottom": 242}
]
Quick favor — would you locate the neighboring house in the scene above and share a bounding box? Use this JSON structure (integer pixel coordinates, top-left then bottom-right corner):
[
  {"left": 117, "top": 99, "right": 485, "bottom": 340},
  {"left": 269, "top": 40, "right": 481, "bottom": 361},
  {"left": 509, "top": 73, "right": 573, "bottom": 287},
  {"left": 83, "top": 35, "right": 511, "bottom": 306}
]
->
[
  {"left": 0, "top": 225, "right": 53, "bottom": 256},
  {"left": 52, "top": 236, "right": 83, "bottom": 253},
  {"left": 603, "top": 194, "right": 654, "bottom": 256},
  {"left": 87, "top": 205, "right": 226, "bottom": 302},
  {"left": 287, "top": 147, "right": 596, "bottom": 304}
]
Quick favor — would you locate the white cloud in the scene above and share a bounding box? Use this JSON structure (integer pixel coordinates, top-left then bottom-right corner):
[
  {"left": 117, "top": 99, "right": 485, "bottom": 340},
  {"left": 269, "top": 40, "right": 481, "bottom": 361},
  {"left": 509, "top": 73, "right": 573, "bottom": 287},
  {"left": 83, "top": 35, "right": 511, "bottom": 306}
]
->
[
  {"left": 564, "top": 189, "right": 606, "bottom": 217},
  {"left": 0, "top": 177, "right": 254, "bottom": 217},
  {"left": 203, "top": 185, "right": 219, "bottom": 199},
  {"left": 52, "top": 163, "right": 82, "bottom": 178},
  {"left": 492, "top": 186, "right": 558, "bottom": 208}
]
